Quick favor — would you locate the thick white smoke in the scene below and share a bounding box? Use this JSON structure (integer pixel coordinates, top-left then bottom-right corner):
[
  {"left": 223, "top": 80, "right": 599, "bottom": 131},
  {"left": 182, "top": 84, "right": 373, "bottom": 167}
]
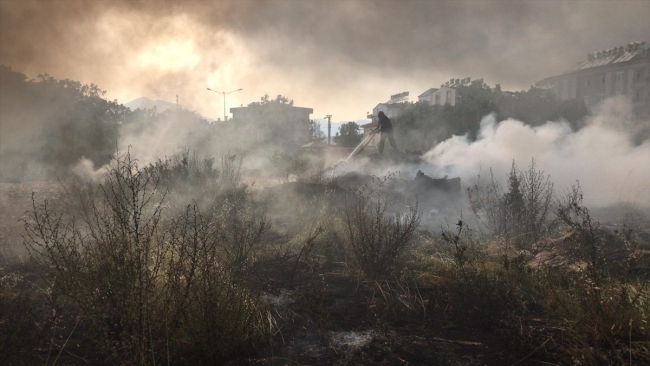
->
[{"left": 423, "top": 97, "right": 650, "bottom": 207}]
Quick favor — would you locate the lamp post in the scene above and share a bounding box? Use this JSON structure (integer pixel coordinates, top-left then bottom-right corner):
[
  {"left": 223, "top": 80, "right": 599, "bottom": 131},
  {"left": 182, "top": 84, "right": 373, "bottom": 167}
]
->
[{"left": 207, "top": 87, "right": 243, "bottom": 121}]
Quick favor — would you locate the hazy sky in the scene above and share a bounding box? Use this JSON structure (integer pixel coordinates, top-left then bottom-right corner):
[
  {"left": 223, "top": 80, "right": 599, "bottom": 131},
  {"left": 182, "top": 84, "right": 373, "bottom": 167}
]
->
[{"left": 1, "top": 0, "right": 648, "bottom": 122}]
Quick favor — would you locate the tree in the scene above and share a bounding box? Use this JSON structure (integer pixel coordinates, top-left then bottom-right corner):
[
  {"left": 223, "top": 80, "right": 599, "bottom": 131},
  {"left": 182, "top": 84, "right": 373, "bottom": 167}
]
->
[
  {"left": 333, "top": 122, "right": 363, "bottom": 147},
  {"left": 247, "top": 93, "right": 294, "bottom": 107},
  {"left": 392, "top": 80, "right": 589, "bottom": 153},
  {"left": 0, "top": 66, "right": 129, "bottom": 181},
  {"left": 392, "top": 102, "right": 437, "bottom": 152},
  {"left": 309, "top": 120, "right": 326, "bottom": 142}
]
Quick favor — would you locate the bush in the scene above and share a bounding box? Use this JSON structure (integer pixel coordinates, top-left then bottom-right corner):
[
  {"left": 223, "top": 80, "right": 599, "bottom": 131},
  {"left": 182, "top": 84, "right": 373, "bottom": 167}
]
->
[
  {"left": 468, "top": 159, "right": 554, "bottom": 250},
  {"left": 23, "top": 151, "right": 269, "bottom": 364},
  {"left": 549, "top": 183, "right": 650, "bottom": 364},
  {"left": 338, "top": 186, "right": 420, "bottom": 279}
]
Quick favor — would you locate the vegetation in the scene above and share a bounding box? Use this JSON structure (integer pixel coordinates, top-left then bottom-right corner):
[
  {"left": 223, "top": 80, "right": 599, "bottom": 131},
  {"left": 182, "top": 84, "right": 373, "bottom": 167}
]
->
[
  {"left": 309, "top": 120, "right": 327, "bottom": 142},
  {"left": 393, "top": 80, "right": 589, "bottom": 152},
  {"left": 337, "top": 186, "right": 420, "bottom": 278},
  {"left": 468, "top": 159, "right": 555, "bottom": 250},
  {"left": 18, "top": 151, "right": 269, "bottom": 364},
  {"left": 0, "top": 66, "right": 216, "bottom": 183},
  {"left": 333, "top": 121, "right": 363, "bottom": 147},
  {"left": 0, "top": 66, "right": 126, "bottom": 182},
  {"left": 1, "top": 150, "right": 648, "bottom": 364}
]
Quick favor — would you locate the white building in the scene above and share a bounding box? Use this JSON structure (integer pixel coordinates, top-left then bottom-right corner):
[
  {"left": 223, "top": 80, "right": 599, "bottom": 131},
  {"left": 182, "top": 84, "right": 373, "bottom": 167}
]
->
[
  {"left": 540, "top": 41, "right": 649, "bottom": 121},
  {"left": 417, "top": 86, "right": 458, "bottom": 106}
]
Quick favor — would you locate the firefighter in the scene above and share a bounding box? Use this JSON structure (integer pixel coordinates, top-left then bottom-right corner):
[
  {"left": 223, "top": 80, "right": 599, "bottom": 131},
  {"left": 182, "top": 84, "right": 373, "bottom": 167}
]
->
[{"left": 373, "top": 111, "right": 398, "bottom": 154}]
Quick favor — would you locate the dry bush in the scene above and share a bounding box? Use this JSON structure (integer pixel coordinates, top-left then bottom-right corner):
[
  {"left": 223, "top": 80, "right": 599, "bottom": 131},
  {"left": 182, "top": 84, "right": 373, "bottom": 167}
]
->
[
  {"left": 547, "top": 183, "right": 650, "bottom": 364},
  {"left": 424, "top": 219, "right": 549, "bottom": 333},
  {"left": 468, "top": 159, "right": 554, "bottom": 250},
  {"left": 22, "top": 151, "right": 269, "bottom": 364},
  {"left": 369, "top": 270, "right": 428, "bottom": 324},
  {"left": 337, "top": 186, "right": 420, "bottom": 279},
  {"left": 145, "top": 149, "right": 219, "bottom": 193}
]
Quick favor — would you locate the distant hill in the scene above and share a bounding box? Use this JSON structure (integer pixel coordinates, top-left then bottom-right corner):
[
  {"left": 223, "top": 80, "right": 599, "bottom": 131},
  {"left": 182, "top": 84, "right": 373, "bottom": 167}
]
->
[{"left": 124, "top": 97, "right": 178, "bottom": 113}]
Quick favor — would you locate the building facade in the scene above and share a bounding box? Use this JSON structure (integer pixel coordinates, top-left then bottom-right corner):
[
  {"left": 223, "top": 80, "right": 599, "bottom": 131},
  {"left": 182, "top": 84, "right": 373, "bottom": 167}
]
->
[
  {"left": 417, "top": 86, "right": 457, "bottom": 106},
  {"left": 230, "top": 104, "right": 313, "bottom": 145},
  {"left": 541, "top": 42, "right": 649, "bottom": 121}
]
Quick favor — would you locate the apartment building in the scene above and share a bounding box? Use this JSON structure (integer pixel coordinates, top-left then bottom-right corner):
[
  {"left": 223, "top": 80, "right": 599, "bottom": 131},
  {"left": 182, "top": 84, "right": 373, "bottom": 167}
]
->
[
  {"left": 541, "top": 42, "right": 649, "bottom": 121},
  {"left": 230, "top": 103, "right": 313, "bottom": 145}
]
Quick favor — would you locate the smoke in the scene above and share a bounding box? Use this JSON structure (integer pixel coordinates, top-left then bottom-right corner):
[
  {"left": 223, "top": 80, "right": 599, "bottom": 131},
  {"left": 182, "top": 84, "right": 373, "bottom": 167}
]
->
[
  {"left": 423, "top": 97, "right": 650, "bottom": 206},
  {"left": 72, "top": 158, "right": 108, "bottom": 182},
  {"left": 1, "top": 0, "right": 648, "bottom": 120}
]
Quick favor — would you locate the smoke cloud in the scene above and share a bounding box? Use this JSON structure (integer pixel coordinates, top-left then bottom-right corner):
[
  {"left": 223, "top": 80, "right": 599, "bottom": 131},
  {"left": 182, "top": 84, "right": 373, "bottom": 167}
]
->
[
  {"left": 1, "top": 0, "right": 648, "bottom": 120},
  {"left": 424, "top": 98, "right": 650, "bottom": 207}
]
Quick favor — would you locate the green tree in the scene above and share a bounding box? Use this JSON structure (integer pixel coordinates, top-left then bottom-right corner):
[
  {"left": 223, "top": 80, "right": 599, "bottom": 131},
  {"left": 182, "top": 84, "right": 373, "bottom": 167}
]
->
[
  {"left": 392, "top": 80, "right": 589, "bottom": 153},
  {"left": 310, "top": 120, "right": 326, "bottom": 142},
  {"left": 0, "top": 66, "right": 130, "bottom": 181},
  {"left": 392, "top": 102, "right": 437, "bottom": 152},
  {"left": 269, "top": 150, "right": 308, "bottom": 181},
  {"left": 333, "top": 121, "right": 363, "bottom": 147},
  {"left": 247, "top": 93, "right": 294, "bottom": 107}
]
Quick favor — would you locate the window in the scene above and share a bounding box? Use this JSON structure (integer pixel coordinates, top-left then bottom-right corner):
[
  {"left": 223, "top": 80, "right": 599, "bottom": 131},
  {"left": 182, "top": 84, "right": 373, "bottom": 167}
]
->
[
  {"left": 633, "top": 90, "right": 640, "bottom": 102},
  {"left": 598, "top": 94, "right": 605, "bottom": 102},
  {"left": 636, "top": 70, "right": 643, "bottom": 81},
  {"left": 615, "top": 72, "right": 623, "bottom": 82},
  {"left": 446, "top": 90, "right": 452, "bottom": 101},
  {"left": 434, "top": 93, "right": 440, "bottom": 105},
  {"left": 585, "top": 78, "right": 590, "bottom": 87},
  {"left": 583, "top": 95, "right": 590, "bottom": 105},
  {"left": 601, "top": 75, "right": 606, "bottom": 84}
]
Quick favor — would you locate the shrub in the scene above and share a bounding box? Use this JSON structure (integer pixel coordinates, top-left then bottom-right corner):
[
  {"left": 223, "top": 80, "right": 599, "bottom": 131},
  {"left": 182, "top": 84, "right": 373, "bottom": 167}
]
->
[
  {"left": 23, "top": 151, "right": 268, "bottom": 364},
  {"left": 468, "top": 159, "right": 554, "bottom": 250},
  {"left": 338, "top": 186, "right": 420, "bottom": 279},
  {"left": 145, "top": 149, "right": 219, "bottom": 193},
  {"left": 547, "top": 183, "right": 650, "bottom": 364}
]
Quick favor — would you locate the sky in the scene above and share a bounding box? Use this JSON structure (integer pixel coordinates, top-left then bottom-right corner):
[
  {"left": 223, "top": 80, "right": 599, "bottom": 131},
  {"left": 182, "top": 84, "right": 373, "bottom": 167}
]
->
[{"left": 1, "top": 0, "right": 649, "bottom": 123}]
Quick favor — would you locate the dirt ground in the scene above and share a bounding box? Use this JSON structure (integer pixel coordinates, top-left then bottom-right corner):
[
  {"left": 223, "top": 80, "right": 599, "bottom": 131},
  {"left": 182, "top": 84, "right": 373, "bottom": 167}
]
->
[{"left": 223, "top": 259, "right": 551, "bottom": 366}]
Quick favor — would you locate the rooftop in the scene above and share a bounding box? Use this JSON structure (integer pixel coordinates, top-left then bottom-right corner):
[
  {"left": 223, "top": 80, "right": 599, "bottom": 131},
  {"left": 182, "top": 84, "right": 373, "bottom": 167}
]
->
[
  {"left": 562, "top": 41, "right": 648, "bottom": 75},
  {"left": 418, "top": 88, "right": 438, "bottom": 98}
]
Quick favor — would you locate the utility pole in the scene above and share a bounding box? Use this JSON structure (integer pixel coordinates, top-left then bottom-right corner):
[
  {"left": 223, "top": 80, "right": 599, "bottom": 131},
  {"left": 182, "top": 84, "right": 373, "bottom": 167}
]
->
[{"left": 325, "top": 115, "right": 332, "bottom": 145}]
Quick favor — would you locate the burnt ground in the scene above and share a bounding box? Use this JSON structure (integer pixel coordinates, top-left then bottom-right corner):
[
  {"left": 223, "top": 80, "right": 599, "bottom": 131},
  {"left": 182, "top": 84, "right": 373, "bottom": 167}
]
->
[
  {"left": 4, "top": 257, "right": 550, "bottom": 366},
  {"left": 226, "top": 259, "right": 553, "bottom": 366}
]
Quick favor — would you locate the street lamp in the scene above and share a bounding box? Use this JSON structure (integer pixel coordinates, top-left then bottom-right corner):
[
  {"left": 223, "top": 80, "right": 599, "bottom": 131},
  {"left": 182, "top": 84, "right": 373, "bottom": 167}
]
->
[{"left": 207, "top": 87, "right": 243, "bottom": 121}]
